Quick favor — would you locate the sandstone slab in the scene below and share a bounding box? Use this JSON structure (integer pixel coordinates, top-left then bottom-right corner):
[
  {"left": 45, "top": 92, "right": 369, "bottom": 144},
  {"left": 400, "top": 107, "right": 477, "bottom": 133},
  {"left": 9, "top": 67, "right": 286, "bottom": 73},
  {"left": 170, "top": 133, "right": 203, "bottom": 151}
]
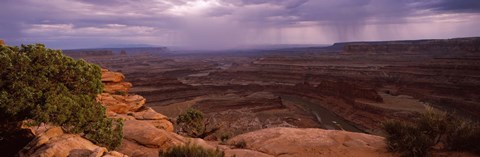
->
[
  {"left": 228, "top": 127, "right": 396, "bottom": 157},
  {"left": 122, "top": 120, "right": 185, "bottom": 150},
  {"left": 117, "top": 139, "right": 159, "bottom": 157},
  {"left": 225, "top": 149, "right": 274, "bottom": 157},
  {"left": 143, "top": 119, "right": 174, "bottom": 132},
  {"left": 132, "top": 107, "right": 168, "bottom": 120},
  {"left": 19, "top": 127, "right": 106, "bottom": 157},
  {"left": 104, "top": 82, "right": 132, "bottom": 94},
  {"left": 101, "top": 70, "right": 125, "bottom": 83},
  {"left": 97, "top": 93, "right": 145, "bottom": 114}
]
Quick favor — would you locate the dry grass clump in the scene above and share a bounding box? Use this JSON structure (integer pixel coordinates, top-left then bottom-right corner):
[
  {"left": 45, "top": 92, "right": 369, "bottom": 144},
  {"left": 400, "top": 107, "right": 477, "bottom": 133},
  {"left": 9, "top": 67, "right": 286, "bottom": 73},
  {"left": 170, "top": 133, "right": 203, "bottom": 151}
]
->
[{"left": 382, "top": 107, "right": 479, "bottom": 157}]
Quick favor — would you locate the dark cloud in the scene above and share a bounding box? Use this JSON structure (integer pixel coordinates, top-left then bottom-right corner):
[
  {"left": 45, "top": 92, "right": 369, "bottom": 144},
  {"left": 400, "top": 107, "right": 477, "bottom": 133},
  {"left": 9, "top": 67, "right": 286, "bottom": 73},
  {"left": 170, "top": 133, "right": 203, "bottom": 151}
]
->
[
  {"left": 235, "top": 0, "right": 309, "bottom": 8},
  {"left": 422, "top": 0, "right": 480, "bottom": 13},
  {"left": 76, "top": 0, "right": 125, "bottom": 5},
  {"left": 0, "top": 0, "right": 479, "bottom": 49}
]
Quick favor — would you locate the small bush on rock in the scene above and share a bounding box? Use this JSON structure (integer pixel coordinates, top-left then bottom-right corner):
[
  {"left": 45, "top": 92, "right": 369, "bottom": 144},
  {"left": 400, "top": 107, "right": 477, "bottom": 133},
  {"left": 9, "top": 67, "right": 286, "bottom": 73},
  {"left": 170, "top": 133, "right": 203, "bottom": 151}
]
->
[
  {"left": 382, "top": 107, "right": 480, "bottom": 157},
  {"left": 176, "top": 108, "right": 219, "bottom": 138},
  {"left": 161, "top": 142, "right": 225, "bottom": 157},
  {"left": 219, "top": 132, "right": 231, "bottom": 143},
  {"left": 177, "top": 108, "right": 205, "bottom": 137},
  {"left": 0, "top": 44, "right": 122, "bottom": 150}
]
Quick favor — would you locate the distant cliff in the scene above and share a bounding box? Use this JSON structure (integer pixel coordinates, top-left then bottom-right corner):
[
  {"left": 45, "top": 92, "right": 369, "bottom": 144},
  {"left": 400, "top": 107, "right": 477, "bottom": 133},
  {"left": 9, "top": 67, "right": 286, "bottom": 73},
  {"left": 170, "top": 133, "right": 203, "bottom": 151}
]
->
[
  {"left": 63, "top": 50, "right": 115, "bottom": 58},
  {"left": 63, "top": 47, "right": 170, "bottom": 58},
  {"left": 341, "top": 37, "right": 480, "bottom": 55}
]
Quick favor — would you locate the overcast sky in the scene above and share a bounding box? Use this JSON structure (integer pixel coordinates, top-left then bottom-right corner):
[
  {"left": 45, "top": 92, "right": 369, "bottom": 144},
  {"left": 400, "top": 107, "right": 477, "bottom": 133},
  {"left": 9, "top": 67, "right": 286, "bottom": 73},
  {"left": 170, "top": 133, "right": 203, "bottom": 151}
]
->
[{"left": 1, "top": 0, "right": 480, "bottom": 50}]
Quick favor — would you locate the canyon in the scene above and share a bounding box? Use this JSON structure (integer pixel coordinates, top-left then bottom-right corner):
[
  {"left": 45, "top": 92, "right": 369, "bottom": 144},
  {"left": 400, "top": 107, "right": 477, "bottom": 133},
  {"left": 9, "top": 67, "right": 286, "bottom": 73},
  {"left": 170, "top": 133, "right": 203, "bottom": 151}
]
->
[
  {"left": 9, "top": 37, "right": 480, "bottom": 157},
  {"left": 77, "top": 37, "right": 480, "bottom": 136},
  {"left": 19, "top": 67, "right": 399, "bottom": 157}
]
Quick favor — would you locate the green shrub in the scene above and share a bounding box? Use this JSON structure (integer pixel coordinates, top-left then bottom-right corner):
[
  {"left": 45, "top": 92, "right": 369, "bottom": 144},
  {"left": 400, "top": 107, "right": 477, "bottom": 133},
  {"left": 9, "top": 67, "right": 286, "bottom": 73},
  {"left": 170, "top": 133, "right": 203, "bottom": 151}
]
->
[
  {"left": 177, "top": 108, "right": 206, "bottom": 137},
  {"left": 219, "top": 132, "right": 231, "bottom": 143},
  {"left": 161, "top": 142, "right": 225, "bottom": 157},
  {"left": 0, "top": 44, "right": 122, "bottom": 150},
  {"left": 176, "top": 108, "right": 219, "bottom": 138},
  {"left": 382, "top": 107, "right": 480, "bottom": 157},
  {"left": 84, "top": 118, "right": 124, "bottom": 150}
]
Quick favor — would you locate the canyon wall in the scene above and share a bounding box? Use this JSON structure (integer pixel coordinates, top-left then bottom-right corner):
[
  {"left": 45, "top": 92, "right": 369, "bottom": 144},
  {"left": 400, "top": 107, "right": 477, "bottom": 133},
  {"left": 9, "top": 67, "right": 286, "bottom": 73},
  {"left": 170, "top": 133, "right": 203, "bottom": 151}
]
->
[{"left": 342, "top": 37, "right": 480, "bottom": 55}]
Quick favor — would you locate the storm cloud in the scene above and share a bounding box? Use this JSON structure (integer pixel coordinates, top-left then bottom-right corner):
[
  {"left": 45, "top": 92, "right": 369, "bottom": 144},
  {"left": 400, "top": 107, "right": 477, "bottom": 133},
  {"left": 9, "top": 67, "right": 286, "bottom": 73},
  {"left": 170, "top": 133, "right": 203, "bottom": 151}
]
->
[{"left": 0, "top": 0, "right": 479, "bottom": 49}]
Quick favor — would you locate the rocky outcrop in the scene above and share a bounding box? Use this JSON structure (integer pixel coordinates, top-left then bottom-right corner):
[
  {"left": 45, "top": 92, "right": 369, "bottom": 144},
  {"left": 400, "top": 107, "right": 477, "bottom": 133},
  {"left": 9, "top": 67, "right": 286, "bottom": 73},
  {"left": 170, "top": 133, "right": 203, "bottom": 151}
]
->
[
  {"left": 227, "top": 127, "right": 394, "bottom": 157},
  {"left": 101, "top": 69, "right": 125, "bottom": 82},
  {"left": 101, "top": 69, "right": 133, "bottom": 94},
  {"left": 104, "top": 82, "right": 133, "bottom": 94},
  {"left": 97, "top": 93, "right": 145, "bottom": 114},
  {"left": 132, "top": 109, "right": 174, "bottom": 132},
  {"left": 18, "top": 127, "right": 127, "bottom": 157},
  {"left": 97, "top": 69, "right": 195, "bottom": 157},
  {"left": 97, "top": 69, "right": 174, "bottom": 133},
  {"left": 0, "top": 39, "right": 5, "bottom": 45},
  {"left": 19, "top": 69, "right": 179, "bottom": 157},
  {"left": 118, "top": 120, "right": 186, "bottom": 156}
]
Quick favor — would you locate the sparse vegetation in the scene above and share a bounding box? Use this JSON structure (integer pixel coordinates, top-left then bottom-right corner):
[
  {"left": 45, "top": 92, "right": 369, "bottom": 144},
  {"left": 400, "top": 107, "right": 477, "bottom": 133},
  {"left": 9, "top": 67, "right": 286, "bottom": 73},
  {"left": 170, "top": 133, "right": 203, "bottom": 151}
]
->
[
  {"left": 233, "top": 140, "right": 247, "bottom": 149},
  {"left": 219, "top": 132, "right": 231, "bottom": 143},
  {"left": 0, "top": 44, "right": 122, "bottom": 150},
  {"left": 382, "top": 107, "right": 480, "bottom": 157},
  {"left": 446, "top": 119, "right": 480, "bottom": 153},
  {"left": 382, "top": 120, "right": 432, "bottom": 157},
  {"left": 114, "top": 90, "right": 127, "bottom": 96},
  {"left": 176, "top": 108, "right": 219, "bottom": 138},
  {"left": 161, "top": 142, "right": 225, "bottom": 157}
]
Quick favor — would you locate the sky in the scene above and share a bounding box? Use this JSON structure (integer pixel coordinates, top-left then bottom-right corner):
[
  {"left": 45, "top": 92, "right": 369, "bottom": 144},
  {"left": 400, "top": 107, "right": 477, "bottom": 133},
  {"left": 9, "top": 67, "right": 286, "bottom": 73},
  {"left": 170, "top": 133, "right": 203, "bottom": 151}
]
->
[{"left": 1, "top": 0, "right": 480, "bottom": 50}]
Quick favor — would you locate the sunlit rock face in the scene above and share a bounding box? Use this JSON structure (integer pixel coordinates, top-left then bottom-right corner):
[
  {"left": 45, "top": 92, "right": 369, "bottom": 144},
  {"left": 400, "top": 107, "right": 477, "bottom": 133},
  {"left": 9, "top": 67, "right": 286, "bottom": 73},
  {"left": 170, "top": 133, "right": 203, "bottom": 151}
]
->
[
  {"left": 97, "top": 93, "right": 145, "bottom": 114},
  {"left": 97, "top": 69, "right": 174, "bottom": 132},
  {"left": 100, "top": 69, "right": 132, "bottom": 94},
  {"left": 99, "top": 69, "right": 191, "bottom": 156},
  {"left": 18, "top": 127, "right": 116, "bottom": 157},
  {"left": 227, "top": 127, "right": 394, "bottom": 157}
]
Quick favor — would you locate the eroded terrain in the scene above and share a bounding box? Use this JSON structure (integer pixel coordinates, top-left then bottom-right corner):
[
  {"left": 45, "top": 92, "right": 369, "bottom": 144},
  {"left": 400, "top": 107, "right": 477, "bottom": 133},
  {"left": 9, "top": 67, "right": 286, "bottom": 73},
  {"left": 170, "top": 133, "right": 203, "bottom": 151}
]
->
[{"left": 73, "top": 37, "right": 480, "bottom": 137}]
